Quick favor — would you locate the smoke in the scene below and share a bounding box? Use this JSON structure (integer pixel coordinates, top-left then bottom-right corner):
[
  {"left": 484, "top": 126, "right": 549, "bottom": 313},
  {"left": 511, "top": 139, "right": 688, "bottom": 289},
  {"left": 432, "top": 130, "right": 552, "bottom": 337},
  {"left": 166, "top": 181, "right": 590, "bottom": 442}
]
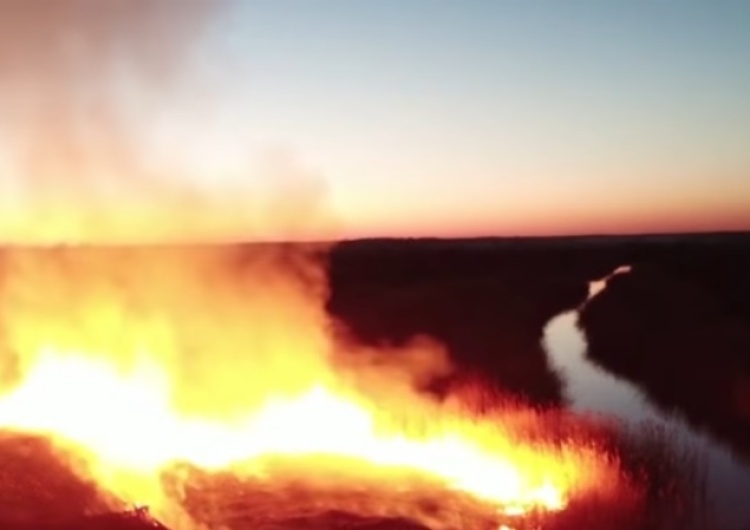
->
[
  {"left": 0, "top": 0, "right": 333, "bottom": 243},
  {"left": 0, "top": 8, "right": 467, "bottom": 525},
  {"left": 0, "top": 0, "right": 453, "bottom": 463},
  {"left": 332, "top": 335, "right": 455, "bottom": 406},
  {"left": 0, "top": 0, "right": 457, "bottom": 505}
]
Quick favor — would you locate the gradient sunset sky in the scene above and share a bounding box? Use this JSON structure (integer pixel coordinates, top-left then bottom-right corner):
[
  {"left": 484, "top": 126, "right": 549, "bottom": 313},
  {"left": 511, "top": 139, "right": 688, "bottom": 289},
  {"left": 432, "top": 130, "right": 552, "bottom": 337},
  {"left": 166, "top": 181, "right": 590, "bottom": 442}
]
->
[{"left": 1, "top": 1, "right": 749, "bottom": 241}]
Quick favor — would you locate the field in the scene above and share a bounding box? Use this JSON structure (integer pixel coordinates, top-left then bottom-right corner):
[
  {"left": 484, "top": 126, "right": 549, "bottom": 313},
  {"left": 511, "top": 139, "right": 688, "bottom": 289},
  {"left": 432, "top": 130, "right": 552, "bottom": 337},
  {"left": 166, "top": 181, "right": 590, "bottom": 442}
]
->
[{"left": 1, "top": 232, "right": 749, "bottom": 530}]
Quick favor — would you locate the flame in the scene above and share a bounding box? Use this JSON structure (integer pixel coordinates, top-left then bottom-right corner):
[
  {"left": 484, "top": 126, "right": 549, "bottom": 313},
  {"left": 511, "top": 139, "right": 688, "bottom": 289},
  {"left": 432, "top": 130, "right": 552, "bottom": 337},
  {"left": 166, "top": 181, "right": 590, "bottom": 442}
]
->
[{"left": 0, "top": 246, "right": 618, "bottom": 528}]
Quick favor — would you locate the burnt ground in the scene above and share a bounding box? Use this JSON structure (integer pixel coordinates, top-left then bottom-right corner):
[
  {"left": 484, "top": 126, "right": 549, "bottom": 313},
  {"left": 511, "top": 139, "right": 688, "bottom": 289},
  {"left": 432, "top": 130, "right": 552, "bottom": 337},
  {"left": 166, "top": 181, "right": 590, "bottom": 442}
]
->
[
  {"left": 2, "top": 231, "right": 750, "bottom": 529},
  {"left": 2, "top": 511, "right": 168, "bottom": 530}
]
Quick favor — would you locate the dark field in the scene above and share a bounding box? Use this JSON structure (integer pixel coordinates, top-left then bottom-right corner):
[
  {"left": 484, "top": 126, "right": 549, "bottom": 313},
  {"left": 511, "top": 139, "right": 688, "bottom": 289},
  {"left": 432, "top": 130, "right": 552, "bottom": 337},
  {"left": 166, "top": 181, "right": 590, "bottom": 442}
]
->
[
  {"left": 2, "top": 231, "right": 750, "bottom": 530},
  {"left": 329, "top": 232, "right": 750, "bottom": 417}
]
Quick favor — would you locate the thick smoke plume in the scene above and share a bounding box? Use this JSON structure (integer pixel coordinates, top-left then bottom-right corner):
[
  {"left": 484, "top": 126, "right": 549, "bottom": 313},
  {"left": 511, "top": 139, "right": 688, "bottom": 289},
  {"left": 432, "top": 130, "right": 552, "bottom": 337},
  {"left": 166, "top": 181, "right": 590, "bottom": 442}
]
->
[{"left": 0, "top": 0, "right": 331, "bottom": 243}]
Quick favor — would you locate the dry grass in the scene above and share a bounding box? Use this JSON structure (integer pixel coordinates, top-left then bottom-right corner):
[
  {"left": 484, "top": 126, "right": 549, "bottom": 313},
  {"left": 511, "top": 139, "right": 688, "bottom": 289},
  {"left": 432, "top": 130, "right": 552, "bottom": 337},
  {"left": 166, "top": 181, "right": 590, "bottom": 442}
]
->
[{"left": 0, "top": 409, "right": 713, "bottom": 530}]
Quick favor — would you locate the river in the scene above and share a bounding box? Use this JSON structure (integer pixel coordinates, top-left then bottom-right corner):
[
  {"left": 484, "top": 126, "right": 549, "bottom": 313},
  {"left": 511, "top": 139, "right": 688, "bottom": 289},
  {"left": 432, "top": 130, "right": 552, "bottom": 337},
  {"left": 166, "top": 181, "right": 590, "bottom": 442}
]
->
[{"left": 542, "top": 269, "right": 750, "bottom": 530}]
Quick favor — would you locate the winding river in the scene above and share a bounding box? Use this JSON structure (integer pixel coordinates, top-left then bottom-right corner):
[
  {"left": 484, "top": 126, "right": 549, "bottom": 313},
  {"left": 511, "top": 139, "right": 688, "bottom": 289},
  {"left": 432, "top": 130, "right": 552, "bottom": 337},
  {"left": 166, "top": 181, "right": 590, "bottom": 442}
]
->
[{"left": 542, "top": 268, "right": 750, "bottom": 530}]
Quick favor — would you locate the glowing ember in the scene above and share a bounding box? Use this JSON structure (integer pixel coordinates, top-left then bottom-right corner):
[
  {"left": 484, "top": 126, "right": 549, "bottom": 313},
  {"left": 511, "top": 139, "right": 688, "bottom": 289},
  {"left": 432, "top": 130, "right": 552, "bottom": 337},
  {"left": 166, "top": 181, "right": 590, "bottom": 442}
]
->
[{"left": 0, "top": 247, "right": 619, "bottom": 528}]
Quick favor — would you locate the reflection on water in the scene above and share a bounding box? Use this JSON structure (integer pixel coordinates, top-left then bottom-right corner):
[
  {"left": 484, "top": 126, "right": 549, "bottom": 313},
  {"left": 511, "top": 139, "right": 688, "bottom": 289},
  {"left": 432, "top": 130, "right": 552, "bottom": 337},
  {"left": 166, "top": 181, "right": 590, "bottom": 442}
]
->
[
  {"left": 544, "top": 308, "right": 750, "bottom": 530},
  {"left": 544, "top": 311, "right": 656, "bottom": 421},
  {"left": 587, "top": 265, "right": 631, "bottom": 300}
]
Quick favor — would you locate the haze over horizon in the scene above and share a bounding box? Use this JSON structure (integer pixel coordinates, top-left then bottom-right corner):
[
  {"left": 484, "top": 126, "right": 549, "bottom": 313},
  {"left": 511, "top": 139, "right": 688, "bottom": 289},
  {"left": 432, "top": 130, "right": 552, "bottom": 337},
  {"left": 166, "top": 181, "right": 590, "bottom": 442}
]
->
[{"left": 0, "top": 1, "right": 748, "bottom": 243}]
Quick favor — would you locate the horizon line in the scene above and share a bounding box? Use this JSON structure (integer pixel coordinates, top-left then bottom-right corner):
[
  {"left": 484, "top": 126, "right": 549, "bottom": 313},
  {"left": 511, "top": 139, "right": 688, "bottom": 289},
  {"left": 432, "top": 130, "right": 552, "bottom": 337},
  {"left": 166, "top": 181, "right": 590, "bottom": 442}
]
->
[{"left": 0, "top": 228, "right": 748, "bottom": 248}]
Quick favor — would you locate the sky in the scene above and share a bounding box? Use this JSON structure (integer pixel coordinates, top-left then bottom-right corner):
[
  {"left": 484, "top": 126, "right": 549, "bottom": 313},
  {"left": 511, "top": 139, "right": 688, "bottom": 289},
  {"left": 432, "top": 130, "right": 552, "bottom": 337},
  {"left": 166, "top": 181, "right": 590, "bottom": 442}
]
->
[{"left": 1, "top": 1, "right": 749, "bottom": 241}]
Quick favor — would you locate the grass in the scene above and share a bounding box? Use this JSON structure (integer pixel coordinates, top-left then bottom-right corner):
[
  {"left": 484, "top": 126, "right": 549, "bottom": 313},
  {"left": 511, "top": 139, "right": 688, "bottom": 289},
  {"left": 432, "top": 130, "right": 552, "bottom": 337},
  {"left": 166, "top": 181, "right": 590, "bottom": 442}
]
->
[{"left": 0, "top": 406, "right": 715, "bottom": 530}]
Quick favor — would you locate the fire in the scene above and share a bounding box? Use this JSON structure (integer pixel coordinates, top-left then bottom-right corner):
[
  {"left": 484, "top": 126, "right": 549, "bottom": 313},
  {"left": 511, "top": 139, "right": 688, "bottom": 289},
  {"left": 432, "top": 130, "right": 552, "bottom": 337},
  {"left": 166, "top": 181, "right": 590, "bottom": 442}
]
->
[
  {"left": 0, "top": 246, "right": 618, "bottom": 528},
  {"left": 0, "top": 355, "right": 564, "bottom": 508},
  {"left": 0, "top": 356, "right": 564, "bottom": 506}
]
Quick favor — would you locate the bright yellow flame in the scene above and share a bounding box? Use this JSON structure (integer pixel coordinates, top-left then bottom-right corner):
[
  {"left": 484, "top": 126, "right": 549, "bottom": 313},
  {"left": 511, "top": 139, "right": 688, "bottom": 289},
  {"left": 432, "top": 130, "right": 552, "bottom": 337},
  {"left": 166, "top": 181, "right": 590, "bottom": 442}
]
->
[
  {"left": 0, "top": 353, "right": 566, "bottom": 510},
  {"left": 0, "top": 247, "right": 618, "bottom": 528}
]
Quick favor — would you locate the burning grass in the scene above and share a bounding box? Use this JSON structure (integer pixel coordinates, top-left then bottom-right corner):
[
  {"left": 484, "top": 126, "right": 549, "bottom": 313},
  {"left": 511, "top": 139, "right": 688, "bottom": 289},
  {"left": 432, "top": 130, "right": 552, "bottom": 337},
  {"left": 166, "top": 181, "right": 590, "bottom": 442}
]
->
[
  {"left": 0, "top": 246, "right": 713, "bottom": 529},
  {"left": 0, "top": 372, "right": 620, "bottom": 528},
  {"left": 0, "top": 413, "right": 710, "bottom": 530}
]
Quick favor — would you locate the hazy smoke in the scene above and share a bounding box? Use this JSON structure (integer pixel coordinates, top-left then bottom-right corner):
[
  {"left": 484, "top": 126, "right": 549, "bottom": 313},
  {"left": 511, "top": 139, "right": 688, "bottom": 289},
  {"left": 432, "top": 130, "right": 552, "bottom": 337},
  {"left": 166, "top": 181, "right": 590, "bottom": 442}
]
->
[
  {"left": 0, "top": 0, "right": 332, "bottom": 243},
  {"left": 0, "top": 8, "right": 462, "bottom": 526}
]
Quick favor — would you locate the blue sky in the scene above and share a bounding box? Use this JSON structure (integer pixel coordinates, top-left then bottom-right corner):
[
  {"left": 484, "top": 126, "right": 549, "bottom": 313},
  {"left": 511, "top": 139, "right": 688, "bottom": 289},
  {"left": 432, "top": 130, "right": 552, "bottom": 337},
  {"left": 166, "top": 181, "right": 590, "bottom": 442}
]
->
[
  {"left": 3, "top": 1, "right": 749, "bottom": 241},
  {"left": 175, "top": 0, "right": 750, "bottom": 237}
]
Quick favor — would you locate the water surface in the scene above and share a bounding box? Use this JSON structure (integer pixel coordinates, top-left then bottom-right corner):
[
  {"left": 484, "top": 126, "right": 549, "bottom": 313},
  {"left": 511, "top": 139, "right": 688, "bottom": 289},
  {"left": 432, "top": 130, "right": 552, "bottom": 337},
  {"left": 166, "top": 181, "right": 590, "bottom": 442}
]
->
[{"left": 542, "top": 277, "right": 750, "bottom": 530}]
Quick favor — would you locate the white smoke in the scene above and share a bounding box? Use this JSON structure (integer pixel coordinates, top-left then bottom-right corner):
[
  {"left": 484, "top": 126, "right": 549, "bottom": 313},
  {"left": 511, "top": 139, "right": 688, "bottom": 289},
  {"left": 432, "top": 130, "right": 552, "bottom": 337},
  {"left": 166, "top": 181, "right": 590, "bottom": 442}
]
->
[{"left": 0, "top": 0, "right": 333, "bottom": 244}]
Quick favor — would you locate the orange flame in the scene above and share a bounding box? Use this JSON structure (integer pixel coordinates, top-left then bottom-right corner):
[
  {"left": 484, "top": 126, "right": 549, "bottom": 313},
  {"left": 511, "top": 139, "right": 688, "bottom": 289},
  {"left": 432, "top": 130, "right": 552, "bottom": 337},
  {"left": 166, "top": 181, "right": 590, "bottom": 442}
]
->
[{"left": 0, "top": 246, "right": 618, "bottom": 528}]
